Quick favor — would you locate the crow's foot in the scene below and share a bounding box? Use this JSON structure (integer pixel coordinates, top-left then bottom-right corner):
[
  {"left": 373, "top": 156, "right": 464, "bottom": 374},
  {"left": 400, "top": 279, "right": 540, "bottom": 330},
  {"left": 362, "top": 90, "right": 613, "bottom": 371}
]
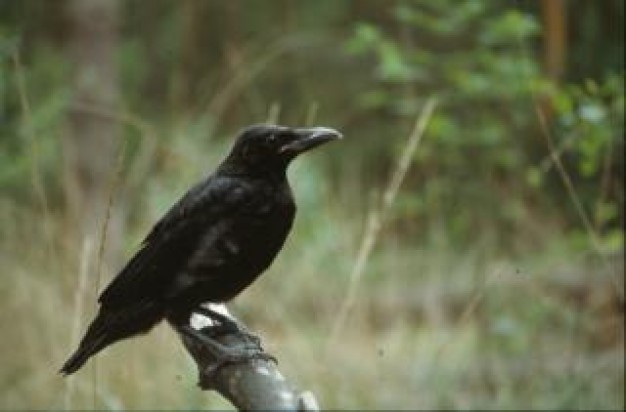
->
[{"left": 178, "top": 324, "right": 274, "bottom": 384}]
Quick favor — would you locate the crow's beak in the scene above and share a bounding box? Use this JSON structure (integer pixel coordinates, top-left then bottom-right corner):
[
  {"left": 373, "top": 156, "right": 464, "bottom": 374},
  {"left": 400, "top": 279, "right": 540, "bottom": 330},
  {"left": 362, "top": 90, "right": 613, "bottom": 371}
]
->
[{"left": 280, "top": 127, "right": 343, "bottom": 155}]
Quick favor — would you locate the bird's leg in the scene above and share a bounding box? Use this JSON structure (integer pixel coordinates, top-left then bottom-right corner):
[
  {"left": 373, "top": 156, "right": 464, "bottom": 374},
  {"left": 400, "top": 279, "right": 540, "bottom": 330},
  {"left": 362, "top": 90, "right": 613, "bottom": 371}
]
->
[{"left": 192, "top": 306, "right": 261, "bottom": 345}]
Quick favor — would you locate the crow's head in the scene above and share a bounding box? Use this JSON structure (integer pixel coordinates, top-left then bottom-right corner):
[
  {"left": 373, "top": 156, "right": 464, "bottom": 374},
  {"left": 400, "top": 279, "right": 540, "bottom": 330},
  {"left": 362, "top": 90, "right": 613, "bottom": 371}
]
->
[{"left": 222, "top": 124, "right": 342, "bottom": 175}]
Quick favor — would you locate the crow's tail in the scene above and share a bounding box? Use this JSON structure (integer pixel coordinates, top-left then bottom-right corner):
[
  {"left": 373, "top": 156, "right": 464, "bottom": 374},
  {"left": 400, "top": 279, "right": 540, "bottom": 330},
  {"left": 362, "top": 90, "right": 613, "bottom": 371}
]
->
[
  {"left": 59, "top": 312, "right": 112, "bottom": 375},
  {"left": 60, "top": 301, "right": 162, "bottom": 375}
]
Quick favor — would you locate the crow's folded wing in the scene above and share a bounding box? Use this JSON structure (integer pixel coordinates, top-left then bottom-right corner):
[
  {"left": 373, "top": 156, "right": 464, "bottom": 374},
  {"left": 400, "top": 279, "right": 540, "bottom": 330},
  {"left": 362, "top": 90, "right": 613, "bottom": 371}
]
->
[{"left": 98, "top": 175, "right": 251, "bottom": 307}]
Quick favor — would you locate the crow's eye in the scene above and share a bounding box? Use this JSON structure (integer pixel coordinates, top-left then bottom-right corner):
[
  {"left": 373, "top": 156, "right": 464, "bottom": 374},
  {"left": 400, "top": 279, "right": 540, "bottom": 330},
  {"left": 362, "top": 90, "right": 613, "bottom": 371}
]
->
[{"left": 266, "top": 134, "right": 277, "bottom": 143}]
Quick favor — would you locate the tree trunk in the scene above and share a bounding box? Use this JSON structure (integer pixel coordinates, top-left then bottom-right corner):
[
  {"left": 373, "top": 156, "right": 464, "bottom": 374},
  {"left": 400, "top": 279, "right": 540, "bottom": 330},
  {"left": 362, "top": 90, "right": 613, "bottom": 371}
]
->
[
  {"left": 63, "top": 0, "right": 124, "bottom": 269},
  {"left": 539, "top": 0, "right": 567, "bottom": 122},
  {"left": 541, "top": 0, "right": 567, "bottom": 82}
]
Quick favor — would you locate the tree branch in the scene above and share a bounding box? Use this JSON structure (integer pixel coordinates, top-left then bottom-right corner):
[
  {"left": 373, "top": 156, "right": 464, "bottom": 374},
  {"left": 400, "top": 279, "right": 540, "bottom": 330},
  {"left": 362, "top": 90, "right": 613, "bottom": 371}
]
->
[{"left": 174, "top": 306, "right": 319, "bottom": 411}]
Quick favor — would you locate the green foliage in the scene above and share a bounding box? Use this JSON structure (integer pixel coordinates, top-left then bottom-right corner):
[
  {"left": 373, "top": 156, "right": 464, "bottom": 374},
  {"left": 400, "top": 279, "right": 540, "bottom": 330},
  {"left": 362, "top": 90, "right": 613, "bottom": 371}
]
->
[
  {"left": 550, "top": 73, "right": 625, "bottom": 249},
  {"left": 342, "top": 1, "right": 623, "bottom": 251},
  {"left": 344, "top": 2, "right": 547, "bottom": 246},
  {"left": 554, "top": 75, "right": 624, "bottom": 178},
  {"left": 0, "top": 31, "right": 69, "bottom": 202}
]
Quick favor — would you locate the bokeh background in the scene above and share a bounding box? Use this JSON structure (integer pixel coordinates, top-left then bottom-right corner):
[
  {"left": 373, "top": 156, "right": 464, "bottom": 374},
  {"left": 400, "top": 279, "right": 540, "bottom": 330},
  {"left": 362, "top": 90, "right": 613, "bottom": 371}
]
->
[{"left": 0, "top": 0, "right": 623, "bottom": 410}]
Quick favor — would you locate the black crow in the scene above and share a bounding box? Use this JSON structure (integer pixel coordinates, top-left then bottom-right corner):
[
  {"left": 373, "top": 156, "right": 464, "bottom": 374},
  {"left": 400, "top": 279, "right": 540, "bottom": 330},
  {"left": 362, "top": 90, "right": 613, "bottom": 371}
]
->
[{"left": 60, "top": 124, "right": 341, "bottom": 375}]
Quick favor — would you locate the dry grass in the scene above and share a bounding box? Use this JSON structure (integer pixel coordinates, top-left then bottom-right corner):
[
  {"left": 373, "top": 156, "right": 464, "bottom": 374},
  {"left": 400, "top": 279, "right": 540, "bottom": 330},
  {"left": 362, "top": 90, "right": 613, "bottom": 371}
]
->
[{"left": 0, "top": 171, "right": 623, "bottom": 410}]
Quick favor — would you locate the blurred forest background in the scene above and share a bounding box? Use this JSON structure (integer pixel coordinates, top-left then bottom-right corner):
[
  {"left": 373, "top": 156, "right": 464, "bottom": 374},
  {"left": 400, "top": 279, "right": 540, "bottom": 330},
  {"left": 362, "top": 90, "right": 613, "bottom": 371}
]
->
[{"left": 0, "top": 0, "right": 623, "bottom": 410}]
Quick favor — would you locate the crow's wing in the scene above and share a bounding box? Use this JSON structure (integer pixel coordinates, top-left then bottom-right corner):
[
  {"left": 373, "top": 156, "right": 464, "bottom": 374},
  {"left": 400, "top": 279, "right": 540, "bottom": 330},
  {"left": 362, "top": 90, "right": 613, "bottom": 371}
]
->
[{"left": 98, "top": 174, "right": 251, "bottom": 307}]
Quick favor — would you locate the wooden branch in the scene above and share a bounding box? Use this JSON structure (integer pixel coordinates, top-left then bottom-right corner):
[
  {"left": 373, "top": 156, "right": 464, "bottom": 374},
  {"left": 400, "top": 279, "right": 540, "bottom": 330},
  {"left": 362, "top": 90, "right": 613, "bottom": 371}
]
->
[{"left": 174, "top": 308, "right": 319, "bottom": 411}]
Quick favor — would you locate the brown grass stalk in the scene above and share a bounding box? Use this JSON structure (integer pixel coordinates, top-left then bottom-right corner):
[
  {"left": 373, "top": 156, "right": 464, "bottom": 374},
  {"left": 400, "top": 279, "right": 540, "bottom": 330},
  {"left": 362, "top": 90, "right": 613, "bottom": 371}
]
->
[
  {"left": 534, "top": 105, "right": 623, "bottom": 302},
  {"left": 266, "top": 101, "right": 282, "bottom": 124},
  {"left": 64, "top": 238, "right": 94, "bottom": 410},
  {"left": 90, "top": 134, "right": 127, "bottom": 408},
  {"left": 328, "top": 97, "right": 438, "bottom": 346}
]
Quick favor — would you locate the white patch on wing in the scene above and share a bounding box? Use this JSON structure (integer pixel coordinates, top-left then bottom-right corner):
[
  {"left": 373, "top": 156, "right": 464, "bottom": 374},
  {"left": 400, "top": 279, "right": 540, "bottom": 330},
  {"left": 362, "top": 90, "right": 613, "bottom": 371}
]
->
[
  {"left": 190, "top": 312, "right": 213, "bottom": 329},
  {"left": 190, "top": 302, "right": 233, "bottom": 329},
  {"left": 206, "top": 302, "right": 232, "bottom": 318}
]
